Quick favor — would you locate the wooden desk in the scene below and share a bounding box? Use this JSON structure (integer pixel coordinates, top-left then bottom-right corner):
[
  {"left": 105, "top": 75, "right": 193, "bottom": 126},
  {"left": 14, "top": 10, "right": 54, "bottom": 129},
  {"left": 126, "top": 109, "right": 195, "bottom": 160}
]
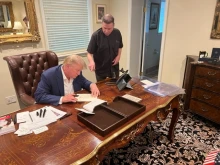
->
[{"left": 0, "top": 79, "right": 180, "bottom": 165}]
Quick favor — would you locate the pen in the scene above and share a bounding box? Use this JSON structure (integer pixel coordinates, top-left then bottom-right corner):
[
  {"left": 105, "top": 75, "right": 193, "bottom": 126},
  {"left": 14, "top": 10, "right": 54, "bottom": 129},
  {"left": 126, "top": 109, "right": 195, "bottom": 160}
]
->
[
  {"left": 73, "top": 94, "right": 78, "bottom": 97},
  {"left": 36, "top": 111, "right": 39, "bottom": 116},
  {"left": 14, "top": 114, "right": 17, "bottom": 124},
  {"left": 60, "top": 113, "right": 72, "bottom": 120},
  {"left": 43, "top": 109, "right": 46, "bottom": 118},
  {"left": 29, "top": 113, "right": 33, "bottom": 122},
  {"left": 40, "top": 109, "right": 42, "bottom": 117}
]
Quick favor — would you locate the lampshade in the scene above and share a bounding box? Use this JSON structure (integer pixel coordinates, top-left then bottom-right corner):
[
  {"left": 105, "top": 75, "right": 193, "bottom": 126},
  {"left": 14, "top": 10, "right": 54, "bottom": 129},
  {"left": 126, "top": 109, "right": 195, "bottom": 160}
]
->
[
  {"left": 7, "top": 21, "right": 11, "bottom": 28},
  {"left": 13, "top": 21, "right": 23, "bottom": 30}
]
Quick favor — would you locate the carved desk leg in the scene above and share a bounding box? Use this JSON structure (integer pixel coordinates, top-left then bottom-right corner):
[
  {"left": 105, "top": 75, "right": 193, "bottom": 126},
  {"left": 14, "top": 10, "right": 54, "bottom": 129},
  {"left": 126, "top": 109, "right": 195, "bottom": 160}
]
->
[{"left": 167, "top": 97, "right": 180, "bottom": 142}]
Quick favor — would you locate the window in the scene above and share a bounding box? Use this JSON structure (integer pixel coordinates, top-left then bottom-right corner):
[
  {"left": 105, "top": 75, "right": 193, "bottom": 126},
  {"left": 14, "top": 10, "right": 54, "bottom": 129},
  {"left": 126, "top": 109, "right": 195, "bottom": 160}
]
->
[
  {"left": 158, "top": 1, "right": 166, "bottom": 33},
  {"left": 41, "top": 0, "right": 90, "bottom": 54}
]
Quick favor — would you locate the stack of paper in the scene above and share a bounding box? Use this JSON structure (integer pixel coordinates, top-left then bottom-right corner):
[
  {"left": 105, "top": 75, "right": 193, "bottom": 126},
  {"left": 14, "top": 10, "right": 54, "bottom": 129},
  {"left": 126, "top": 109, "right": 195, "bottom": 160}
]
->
[{"left": 14, "top": 106, "right": 66, "bottom": 136}]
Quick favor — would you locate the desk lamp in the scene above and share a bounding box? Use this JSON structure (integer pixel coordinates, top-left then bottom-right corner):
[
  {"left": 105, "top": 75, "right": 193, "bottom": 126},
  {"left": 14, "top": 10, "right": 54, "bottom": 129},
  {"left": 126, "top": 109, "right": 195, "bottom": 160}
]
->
[{"left": 13, "top": 21, "right": 23, "bottom": 35}]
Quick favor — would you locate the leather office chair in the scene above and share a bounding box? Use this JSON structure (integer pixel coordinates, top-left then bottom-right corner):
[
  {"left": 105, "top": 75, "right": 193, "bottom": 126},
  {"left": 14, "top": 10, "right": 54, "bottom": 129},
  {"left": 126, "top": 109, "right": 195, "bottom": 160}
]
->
[{"left": 3, "top": 51, "right": 58, "bottom": 108}]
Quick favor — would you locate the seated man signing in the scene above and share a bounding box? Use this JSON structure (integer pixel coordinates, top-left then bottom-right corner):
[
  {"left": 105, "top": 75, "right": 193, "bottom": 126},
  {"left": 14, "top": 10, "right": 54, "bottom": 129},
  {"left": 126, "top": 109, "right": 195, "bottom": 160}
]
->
[{"left": 34, "top": 54, "right": 100, "bottom": 105}]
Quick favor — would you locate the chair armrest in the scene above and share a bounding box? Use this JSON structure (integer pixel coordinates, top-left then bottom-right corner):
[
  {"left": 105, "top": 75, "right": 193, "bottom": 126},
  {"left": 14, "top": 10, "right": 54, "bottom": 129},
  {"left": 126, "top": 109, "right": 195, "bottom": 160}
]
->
[{"left": 19, "top": 93, "right": 35, "bottom": 106}]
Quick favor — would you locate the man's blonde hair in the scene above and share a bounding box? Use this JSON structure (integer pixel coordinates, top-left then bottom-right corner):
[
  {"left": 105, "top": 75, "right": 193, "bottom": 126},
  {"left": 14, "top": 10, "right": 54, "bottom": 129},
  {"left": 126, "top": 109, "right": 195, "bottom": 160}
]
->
[{"left": 63, "top": 54, "right": 87, "bottom": 69}]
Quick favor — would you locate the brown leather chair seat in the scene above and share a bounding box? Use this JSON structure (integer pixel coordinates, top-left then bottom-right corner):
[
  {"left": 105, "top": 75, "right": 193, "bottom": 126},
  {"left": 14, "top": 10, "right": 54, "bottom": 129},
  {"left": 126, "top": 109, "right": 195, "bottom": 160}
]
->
[{"left": 3, "top": 51, "right": 58, "bottom": 108}]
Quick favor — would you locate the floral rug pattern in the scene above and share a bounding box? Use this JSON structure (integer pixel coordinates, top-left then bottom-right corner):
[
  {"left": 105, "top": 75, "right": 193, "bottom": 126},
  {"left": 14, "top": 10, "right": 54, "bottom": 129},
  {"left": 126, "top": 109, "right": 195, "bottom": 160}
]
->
[{"left": 100, "top": 112, "right": 220, "bottom": 165}]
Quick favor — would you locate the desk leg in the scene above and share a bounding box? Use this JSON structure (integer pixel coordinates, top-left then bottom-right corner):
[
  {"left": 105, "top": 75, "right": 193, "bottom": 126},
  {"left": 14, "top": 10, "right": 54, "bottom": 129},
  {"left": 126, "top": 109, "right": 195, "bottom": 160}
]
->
[
  {"left": 167, "top": 97, "right": 181, "bottom": 142},
  {"left": 168, "top": 108, "right": 180, "bottom": 142}
]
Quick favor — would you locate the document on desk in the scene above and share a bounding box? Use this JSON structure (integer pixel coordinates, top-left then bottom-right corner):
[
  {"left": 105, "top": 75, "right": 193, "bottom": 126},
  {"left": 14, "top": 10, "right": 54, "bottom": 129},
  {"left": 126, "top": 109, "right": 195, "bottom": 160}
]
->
[
  {"left": 29, "top": 107, "right": 57, "bottom": 122},
  {"left": 16, "top": 111, "right": 32, "bottom": 123},
  {"left": 122, "top": 94, "right": 142, "bottom": 102},
  {"left": 76, "top": 94, "right": 97, "bottom": 102},
  {"left": 75, "top": 98, "right": 106, "bottom": 114},
  {"left": 141, "top": 79, "right": 159, "bottom": 89},
  {"left": 48, "top": 106, "right": 66, "bottom": 119},
  {"left": 15, "top": 106, "right": 66, "bottom": 136}
]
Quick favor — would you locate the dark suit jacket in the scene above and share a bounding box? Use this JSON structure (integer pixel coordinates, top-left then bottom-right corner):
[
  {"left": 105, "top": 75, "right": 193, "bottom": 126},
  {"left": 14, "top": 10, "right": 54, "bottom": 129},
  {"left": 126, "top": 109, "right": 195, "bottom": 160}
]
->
[{"left": 34, "top": 65, "right": 92, "bottom": 105}]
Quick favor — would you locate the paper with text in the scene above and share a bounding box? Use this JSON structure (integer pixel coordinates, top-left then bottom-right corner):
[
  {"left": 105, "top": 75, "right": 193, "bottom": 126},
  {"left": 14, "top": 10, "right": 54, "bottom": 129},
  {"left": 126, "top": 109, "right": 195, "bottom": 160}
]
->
[
  {"left": 75, "top": 98, "right": 106, "bottom": 114},
  {"left": 76, "top": 94, "right": 97, "bottom": 102},
  {"left": 15, "top": 106, "right": 65, "bottom": 136}
]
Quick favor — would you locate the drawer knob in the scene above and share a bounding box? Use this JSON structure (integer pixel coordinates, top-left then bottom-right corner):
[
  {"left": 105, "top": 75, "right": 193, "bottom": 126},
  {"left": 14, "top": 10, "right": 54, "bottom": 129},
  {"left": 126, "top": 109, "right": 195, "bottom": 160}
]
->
[
  {"left": 205, "top": 82, "right": 214, "bottom": 87},
  {"left": 202, "top": 94, "right": 211, "bottom": 100},
  {"left": 207, "top": 71, "right": 217, "bottom": 76}
]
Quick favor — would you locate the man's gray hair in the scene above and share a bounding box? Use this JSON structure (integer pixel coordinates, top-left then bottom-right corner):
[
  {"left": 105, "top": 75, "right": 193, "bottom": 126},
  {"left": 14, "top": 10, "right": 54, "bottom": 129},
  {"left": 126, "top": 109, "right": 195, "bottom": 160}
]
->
[
  {"left": 63, "top": 54, "right": 87, "bottom": 69},
  {"left": 102, "top": 14, "right": 114, "bottom": 24}
]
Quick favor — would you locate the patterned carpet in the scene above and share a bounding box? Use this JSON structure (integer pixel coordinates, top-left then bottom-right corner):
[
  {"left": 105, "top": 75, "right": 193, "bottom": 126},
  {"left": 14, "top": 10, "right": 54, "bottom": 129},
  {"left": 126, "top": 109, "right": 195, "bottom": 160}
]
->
[{"left": 100, "top": 112, "right": 220, "bottom": 165}]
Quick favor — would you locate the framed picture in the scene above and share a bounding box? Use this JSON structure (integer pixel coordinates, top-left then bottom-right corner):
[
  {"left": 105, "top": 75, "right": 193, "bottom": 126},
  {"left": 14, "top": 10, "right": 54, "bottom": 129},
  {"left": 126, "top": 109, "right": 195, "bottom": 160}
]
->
[
  {"left": 149, "top": 3, "right": 160, "bottom": 30},
  {"left": 210, "top": 0, "right": 220, "bottom": 39},
  {"left": 0, "top": 6, "right": 5, "bottom": 22},
  {"left": 96, "top": 4, "right": 106, "bottom": 23}
]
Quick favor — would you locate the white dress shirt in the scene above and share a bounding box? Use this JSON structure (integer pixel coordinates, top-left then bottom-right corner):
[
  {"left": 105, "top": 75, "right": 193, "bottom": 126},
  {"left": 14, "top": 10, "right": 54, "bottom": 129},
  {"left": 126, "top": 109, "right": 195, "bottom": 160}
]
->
[{"left": 59, "top": 65, "right": 74, "bottom": 104}]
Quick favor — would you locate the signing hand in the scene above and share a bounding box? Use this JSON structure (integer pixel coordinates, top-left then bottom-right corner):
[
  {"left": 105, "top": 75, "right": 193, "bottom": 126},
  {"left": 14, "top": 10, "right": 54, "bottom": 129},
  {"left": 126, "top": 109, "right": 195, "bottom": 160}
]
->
[{"left": 62, "top": 94, "right": 78, "bottom": 103}]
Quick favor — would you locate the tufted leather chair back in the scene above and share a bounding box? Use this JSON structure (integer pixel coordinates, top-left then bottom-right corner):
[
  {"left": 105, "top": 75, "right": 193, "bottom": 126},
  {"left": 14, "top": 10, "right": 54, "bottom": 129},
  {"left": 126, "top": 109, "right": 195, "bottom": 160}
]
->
[{"left": 3, "top": 51, "right": 58, "bottom": 108}]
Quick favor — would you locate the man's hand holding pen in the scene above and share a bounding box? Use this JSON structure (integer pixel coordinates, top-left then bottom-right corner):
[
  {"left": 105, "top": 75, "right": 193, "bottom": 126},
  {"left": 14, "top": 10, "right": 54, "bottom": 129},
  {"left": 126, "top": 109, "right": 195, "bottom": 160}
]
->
[{"left": 62, "top": 93, "right": 78, "bottom": 103}]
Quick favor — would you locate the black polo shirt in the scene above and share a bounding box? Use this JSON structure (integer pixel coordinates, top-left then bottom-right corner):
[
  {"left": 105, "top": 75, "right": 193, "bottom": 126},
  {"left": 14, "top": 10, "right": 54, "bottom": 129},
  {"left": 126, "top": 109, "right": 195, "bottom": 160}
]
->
[{"left": 87, "top": 28, "right": 123, "bottom": 76}]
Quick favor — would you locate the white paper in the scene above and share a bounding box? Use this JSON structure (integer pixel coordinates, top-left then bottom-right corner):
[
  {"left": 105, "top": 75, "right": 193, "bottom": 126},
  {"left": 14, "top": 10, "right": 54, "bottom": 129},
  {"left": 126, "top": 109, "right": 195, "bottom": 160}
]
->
[
  {"left": 47, "top": 106, "right": 66, "bottom": 119},
  {"left": 83, "top": 99, "right": 106, "bottom": 112},
  {"left": 29, "top": 107, "right": 57, "bottom": 122},
  {"left": 75, "top": 98, "right": 106, "bottom": 114},
  {"left": 14, "top": 123, "right": 32, "bottom": 136},
  {"left": 122, "top": 94, "right": 142, "bottom": 102},
  {"left": 16, "top": 111, "right": 32, "bottom": 123},
  {"left": 27, "top": 118, "right": 57, "bottom": 130},
  {"left": 75, "top": 108, "right": 95, "bottom": 114},
  {"left": 15, "top": 106, "right": 65, "bottom": 136},
  {"left": 141, "top": 79, "right": 155, "bottom": 85},
  {"left": 33, "top": 126, "right": 48, "bottom": 134},
  {"left": 142, "top": 82, "right": 160, "bottom": 89},
  {"left": 76, "top": 94, "right": 97, "bottom": 102}
]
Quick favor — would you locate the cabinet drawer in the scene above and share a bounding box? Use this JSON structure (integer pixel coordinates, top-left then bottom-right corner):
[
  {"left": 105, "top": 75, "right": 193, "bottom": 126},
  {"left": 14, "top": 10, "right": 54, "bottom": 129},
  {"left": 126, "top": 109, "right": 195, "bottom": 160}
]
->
[
  {"left": 191, "top": 88, "right": 220, "bottom": 107},
  {"left": 195, "top": 66, "right": 220, "bottom": 79},
  {"left": 193, "top": 77, "right": 220, "bottom": 93},
  {"left": 190, "top": 99, "right": 220, "bottom": 124}
]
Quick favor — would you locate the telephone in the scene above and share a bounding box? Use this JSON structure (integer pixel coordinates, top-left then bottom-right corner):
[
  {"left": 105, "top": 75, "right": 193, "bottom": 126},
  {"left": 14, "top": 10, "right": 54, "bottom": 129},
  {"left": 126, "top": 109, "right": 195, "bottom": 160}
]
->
[{"left": 116, "top": 69, "right": 132, "bottom": 91}]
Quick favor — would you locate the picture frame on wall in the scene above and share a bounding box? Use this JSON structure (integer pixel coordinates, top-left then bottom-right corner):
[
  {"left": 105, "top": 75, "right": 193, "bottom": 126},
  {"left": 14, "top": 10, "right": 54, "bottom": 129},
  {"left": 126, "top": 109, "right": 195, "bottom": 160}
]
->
[
  {"left": 210, "top": 0, "right": 220, "bottom": 39},
  {"left": 149, "top": 3, "right": 160, "bottom": 30},
  {"left": 96, "top": 4, "right": 106, "bottom": 23},
  {"left": 0, "top": 6, "right": 5, "bottom": 22}
]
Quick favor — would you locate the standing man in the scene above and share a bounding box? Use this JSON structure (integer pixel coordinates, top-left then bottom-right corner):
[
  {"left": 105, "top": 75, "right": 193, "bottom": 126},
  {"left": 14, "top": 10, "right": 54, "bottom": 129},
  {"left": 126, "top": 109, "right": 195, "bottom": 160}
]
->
[
  {"left": 34, "top": 54, "right": 100, "bottom": 106},
  {"left": 87, "top": 14, "right": 123, "bottom": 81}
]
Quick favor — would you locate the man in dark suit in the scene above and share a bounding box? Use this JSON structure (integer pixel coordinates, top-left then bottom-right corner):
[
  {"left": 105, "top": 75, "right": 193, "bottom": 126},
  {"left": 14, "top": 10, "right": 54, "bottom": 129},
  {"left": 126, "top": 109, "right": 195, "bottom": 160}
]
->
[{"left": 34, "top": 54, "right": 100, "bottom": 105}]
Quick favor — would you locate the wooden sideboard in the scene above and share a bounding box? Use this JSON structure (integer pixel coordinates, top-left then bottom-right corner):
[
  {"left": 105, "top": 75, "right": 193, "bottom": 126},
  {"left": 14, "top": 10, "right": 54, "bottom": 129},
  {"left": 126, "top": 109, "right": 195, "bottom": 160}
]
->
[{"left": 184, "top": 58, "right": 220, "bottom": 124}]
